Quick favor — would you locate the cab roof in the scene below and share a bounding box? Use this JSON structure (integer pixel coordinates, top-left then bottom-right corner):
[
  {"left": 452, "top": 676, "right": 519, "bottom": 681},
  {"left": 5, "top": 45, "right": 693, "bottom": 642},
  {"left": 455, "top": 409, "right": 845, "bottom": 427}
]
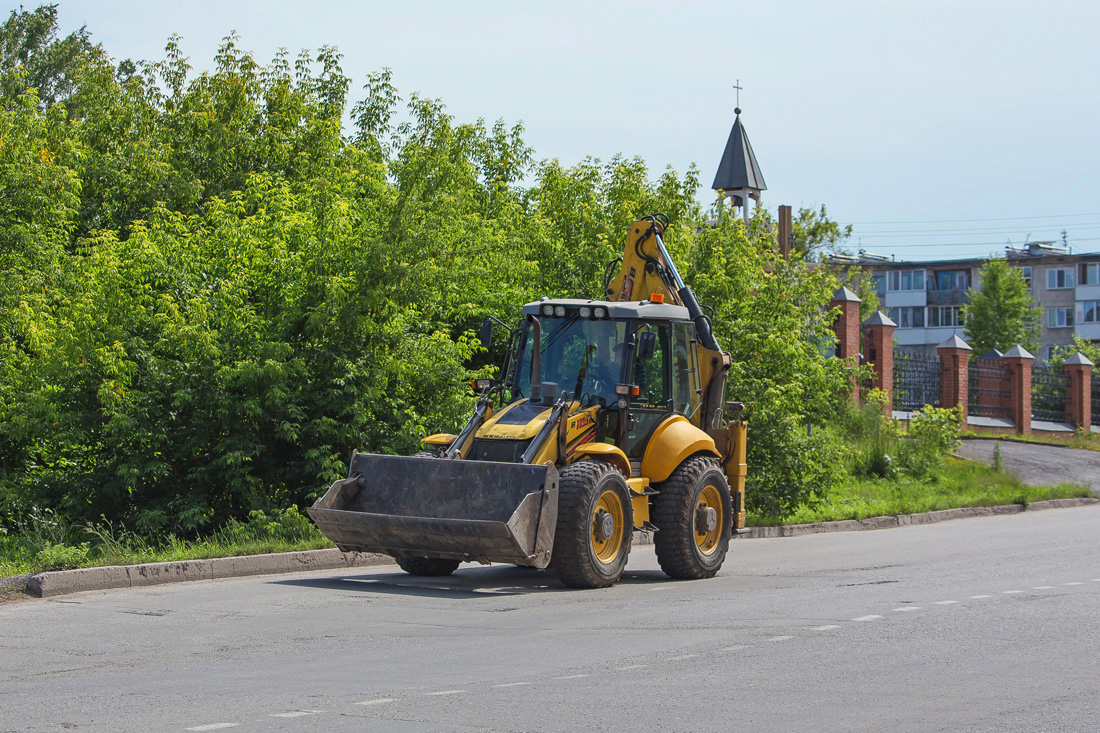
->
[{"left": 521, "top": 298, "right": 691, "bottom": 321}]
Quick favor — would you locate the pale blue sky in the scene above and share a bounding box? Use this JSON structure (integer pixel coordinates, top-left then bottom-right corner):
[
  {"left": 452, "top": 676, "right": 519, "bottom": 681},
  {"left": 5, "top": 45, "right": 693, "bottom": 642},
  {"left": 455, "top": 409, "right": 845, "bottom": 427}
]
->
[{"left": 45, "top": 0, "right": 1100, "bottom": 260}]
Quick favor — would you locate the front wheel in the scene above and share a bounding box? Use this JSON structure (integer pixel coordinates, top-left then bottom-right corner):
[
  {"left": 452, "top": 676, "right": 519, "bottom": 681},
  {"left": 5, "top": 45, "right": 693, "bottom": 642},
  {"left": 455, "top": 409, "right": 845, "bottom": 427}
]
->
[
  {"left": 652, "top": 455, "right": 732, "bottom": 580},
  {"left": 551, "top": 460, "right": 632, "bottom": 588}
]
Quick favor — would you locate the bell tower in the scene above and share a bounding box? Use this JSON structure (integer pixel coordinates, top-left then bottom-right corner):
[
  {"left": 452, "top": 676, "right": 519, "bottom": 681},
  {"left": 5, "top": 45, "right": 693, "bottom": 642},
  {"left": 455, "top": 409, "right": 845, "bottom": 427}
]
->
[{"left": 711, "top": 84, "right": 767, "bottom": 224}]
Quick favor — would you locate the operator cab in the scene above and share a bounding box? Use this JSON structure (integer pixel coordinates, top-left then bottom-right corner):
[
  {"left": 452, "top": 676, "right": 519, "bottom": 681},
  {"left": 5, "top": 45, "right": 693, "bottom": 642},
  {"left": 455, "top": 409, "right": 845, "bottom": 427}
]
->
[{"left": 505, "top": 298, "right": 703, "bottom": 459}]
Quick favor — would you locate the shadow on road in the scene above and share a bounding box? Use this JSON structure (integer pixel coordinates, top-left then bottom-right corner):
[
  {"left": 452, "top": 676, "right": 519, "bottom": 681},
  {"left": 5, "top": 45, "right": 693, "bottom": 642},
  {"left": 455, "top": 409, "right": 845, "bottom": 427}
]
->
[{"left": 274, "top": 564, "right": 680, "bottom": 599}]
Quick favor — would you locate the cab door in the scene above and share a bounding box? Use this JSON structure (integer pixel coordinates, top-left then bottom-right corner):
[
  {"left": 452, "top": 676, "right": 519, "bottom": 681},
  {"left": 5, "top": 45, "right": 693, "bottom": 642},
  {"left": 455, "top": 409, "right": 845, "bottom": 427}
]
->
[{"left": 621, "top": 322, "right": 672, "bottom": 467}]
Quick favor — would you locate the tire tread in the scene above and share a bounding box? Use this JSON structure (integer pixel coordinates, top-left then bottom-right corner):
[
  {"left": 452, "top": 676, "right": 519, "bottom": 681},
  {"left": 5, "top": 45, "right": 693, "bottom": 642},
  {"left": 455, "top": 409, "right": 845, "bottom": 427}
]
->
[{"left": 652, "top": 455, "right": 731, "bottom": 580}]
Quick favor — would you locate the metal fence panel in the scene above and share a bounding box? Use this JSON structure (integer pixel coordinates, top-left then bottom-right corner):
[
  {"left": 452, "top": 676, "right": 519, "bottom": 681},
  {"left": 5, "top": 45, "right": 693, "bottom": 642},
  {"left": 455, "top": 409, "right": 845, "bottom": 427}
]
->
[
  {"left": 893, "top": 351, "right": 940, "bottom": 412},
  {"left": 1093, "top": 372, "right": 1100, "bottom": 426},
  {"left": 1031, "top": 365, "right": 1067, "bottom": 424},
  {"left": 968, "top": 358, "right": 1011, "bottom": 419}
]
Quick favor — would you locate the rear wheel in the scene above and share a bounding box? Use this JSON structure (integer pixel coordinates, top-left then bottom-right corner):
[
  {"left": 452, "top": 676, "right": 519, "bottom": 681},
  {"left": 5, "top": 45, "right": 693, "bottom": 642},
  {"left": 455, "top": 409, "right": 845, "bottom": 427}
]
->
[
  {"left": 652, "top": 455, "right": 732, "bottom": 580},
  {"left": 551, "top": 460, "right": 632, "bottom": 588},
  {"left": 395, "top": 555, "right": 461, "bottom": 576}
]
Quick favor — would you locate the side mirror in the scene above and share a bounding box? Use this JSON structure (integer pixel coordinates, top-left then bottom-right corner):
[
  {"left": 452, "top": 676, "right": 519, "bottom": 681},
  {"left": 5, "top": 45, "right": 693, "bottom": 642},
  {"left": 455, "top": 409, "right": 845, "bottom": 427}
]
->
[
  {"left": 636, "top": 331, "right": 657, "bottom": 362},
  {"left": 478, "top": 317, "right": 493, "bottom": 349}
]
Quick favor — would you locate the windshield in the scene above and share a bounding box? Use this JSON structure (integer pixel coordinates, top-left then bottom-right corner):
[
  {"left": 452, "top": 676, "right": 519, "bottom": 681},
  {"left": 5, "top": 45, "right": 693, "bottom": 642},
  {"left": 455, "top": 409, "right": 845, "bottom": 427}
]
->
[{"left": 511, "top": 316, "right": 627, "bottom": 406}]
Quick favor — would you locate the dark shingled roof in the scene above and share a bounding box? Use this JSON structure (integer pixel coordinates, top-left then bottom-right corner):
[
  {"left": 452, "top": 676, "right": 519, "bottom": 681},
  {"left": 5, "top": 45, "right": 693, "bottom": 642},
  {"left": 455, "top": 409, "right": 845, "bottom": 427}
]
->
[{"left": 711, "top": 112, "right": 767, "bottom": 193}]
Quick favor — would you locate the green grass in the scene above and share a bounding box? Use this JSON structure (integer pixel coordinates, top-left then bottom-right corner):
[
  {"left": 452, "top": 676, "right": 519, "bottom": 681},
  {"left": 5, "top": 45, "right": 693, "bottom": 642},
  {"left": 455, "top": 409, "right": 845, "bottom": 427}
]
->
[
  {"left": 748, "top": 457, "right": 1092, "bottom": 526},
  {"left": 0, "top": 507, "right": 335, "bottom": 578}
]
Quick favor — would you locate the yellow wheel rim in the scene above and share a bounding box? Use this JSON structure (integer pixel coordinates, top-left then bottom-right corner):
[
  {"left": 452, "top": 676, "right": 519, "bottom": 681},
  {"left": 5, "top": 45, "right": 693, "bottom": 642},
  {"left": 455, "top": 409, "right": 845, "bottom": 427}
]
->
[
  {"left": 591, "top": 489, "right": 625, "bottom": 564},
  {"left": 694, "top": 484, "right": 724, "bottom": 556}
]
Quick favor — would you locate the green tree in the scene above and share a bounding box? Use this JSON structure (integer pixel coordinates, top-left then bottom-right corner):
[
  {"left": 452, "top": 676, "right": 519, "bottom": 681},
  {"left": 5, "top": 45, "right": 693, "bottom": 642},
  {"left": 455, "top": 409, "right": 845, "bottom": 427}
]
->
[
  {"left": 792, "top": 204, "right": 852, "bottom": 261},
  {"left": 0, "top": 4, "right": 96, "bottom": 107},
  {"left": 963, "top": 258, "right": 1040, "bottom": 355},
  {"left": 1049, "top": 336, "right": 1100, "bottom": 367},
  {"left": 683, "top": 202, "right": 864, "bottom": 515}
]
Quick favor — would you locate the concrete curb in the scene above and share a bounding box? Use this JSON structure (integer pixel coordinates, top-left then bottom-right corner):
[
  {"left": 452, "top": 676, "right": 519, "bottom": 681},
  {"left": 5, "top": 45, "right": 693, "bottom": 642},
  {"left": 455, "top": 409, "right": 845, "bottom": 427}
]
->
[
  {"left": 18, "top": 498, "right": 1099, "bottom": 599},
  {"left": 961, "top": 435, "right": 1099, "bottom": 451},
  {"left": 25, "top": 548, "right": 392, "bottom": 599}
]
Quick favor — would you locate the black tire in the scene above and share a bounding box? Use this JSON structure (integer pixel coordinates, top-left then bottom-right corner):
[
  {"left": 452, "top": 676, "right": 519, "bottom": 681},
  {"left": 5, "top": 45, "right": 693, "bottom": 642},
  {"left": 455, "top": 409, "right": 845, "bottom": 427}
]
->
[
  {"left": 551, "top": 460, "right": 632, "bottom": 589},
  {"left": 395, "top": 555, "right": 462, "bottom": 576},
  {"left": 652, "top": 455, "right": 732, "bottom": 580}
]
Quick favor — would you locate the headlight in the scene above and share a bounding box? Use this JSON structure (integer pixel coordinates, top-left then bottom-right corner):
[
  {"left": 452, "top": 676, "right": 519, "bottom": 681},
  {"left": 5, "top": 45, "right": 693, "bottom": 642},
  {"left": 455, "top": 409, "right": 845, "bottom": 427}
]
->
[
  {"left": 554, "top": 306, "right": 565, "bottom": 317},
  {"left": 579, "top": 307, "right": 591, "bottom": 318},
  {"left": 542, "top": 304, "right": 554, "bottom": 316},
  {"left": 594, "top": 307, "right": 607, "bottom": 319}
]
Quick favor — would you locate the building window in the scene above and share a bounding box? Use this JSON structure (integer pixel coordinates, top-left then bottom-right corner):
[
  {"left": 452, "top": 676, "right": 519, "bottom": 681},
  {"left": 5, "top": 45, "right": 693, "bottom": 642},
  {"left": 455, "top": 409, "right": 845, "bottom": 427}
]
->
[
  {"left": 872, "top": 274, "right": 886, "bottom": 298},
  {"left": 928, "top": 306, "right": 964, "bottom": 327},
  {"left": 1047, "top": 268, "right": 1074, "bottom": 290},
  {"left": 1082, "top": 262, "right": 1100, "bottom": 286},
  {"left": 887, "top": 270, "right": 925, "bottom": 292},
  {"left": 1047, "top": 307, "right": 1074, "bottom": 328},
  {"left": 887, "top": 306, "right": 925, "bottom": 329},
  {"left": 931, "top": 270, "right": 968, "bottom": 291},
  {"left": 1081, "top": 301, "right": 1099, "bottom": 323}
]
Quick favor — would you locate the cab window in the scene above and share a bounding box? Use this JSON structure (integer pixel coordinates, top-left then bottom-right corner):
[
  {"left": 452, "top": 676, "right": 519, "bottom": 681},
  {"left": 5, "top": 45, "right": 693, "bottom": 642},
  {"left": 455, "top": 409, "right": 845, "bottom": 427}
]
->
[
  {"left": 631, "top": 323, "right": 670, "bottom": 408},
  {"left": 672, "top": 322, "right": 701, "bottom": 417}
]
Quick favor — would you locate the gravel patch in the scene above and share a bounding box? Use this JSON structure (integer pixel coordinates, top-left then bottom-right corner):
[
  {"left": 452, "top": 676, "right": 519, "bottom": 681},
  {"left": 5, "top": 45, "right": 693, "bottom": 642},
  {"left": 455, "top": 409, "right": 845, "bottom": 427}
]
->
[{"left": 958, "top": 439, "right": 1100, "bottom": 495}]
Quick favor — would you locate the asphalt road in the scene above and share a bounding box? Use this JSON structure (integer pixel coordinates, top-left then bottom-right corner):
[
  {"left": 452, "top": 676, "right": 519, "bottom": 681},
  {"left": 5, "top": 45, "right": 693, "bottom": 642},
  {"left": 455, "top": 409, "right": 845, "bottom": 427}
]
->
[
  {"left": 957, "top": 439, "right": 1100, "bottom": 495},
  {"left": 2, "top": 506, "right": 1099, "bottom": 733}
]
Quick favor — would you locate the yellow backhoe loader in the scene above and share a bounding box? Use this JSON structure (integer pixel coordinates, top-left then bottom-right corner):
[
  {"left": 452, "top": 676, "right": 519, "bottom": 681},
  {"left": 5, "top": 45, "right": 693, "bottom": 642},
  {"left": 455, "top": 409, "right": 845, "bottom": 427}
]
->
[{"left": 308, "top": 215, "right": 747, "bottom": 588}]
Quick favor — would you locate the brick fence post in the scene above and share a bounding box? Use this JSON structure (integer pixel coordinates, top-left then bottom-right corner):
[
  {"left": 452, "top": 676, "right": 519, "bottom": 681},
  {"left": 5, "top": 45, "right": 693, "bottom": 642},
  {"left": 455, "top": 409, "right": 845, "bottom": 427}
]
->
[
  {"left": 936, "top": 335, "right": 972, "bottom": 412},
  {"left": 1063, "top": 352, "right": 1094, "bottom": 430},
  {"left": 830, "top": 286, "right": 862, "bottom": 402},
  {"left": 862, "top": 312, "right": 896, "bottom": 413},
  {"left": 1003, "top": 345, "right": 1034, "bottom": 435}
]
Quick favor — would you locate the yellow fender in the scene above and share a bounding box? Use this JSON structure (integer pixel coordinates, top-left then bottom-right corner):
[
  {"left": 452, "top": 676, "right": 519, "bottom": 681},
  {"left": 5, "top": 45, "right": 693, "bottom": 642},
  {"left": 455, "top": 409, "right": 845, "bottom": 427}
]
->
[
  {"left": 573, "top": 443, "right": 631, "bottom": 478},
  {"left": 421, "top": 433, "right": 458, "bottom": 447},
  {"left": 640, "top": 415, "right": 720, "bottom": 483}
]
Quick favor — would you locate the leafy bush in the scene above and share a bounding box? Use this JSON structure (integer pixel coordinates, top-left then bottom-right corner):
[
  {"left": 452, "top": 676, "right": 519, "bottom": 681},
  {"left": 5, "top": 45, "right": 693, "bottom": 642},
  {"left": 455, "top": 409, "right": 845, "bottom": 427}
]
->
[
  {"left": 34, "top": 542, "right": 90, "bottom": 571},
  {"left": 214, "top": 507, "right": 325, "bottom": 546},
  {"left": 899, "top": 405, "right": 963, "bottom": 476}
]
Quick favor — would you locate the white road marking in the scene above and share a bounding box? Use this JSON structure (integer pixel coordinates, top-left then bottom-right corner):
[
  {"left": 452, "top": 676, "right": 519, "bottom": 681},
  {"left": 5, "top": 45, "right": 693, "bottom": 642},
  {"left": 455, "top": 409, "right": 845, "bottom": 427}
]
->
[
  {"left": 1001, "top": 590, "right": 1023, "bottom": 594},
  {"left": 721, "top": 645, "right": 748, "bottom": 650},
  {"left": 1092, "top": 579, "right": 1100, "bottom": 582},
  {"left": 186, "top": 725, "right": 239, "bottom": 732},
  {"left": 852, "top": 615, "right": 881, "bottom": 621},
  {"left": 892, "top": 607, "right": 921, "bottom": 612},
  {"left": 272, "top": 711, "right": 322, "bottom": 718},
  {"left": 555, "top": 674, "right": 590, "bottom": 680},
  {"left": 767, "top": 635, "right": 794, "bottom": 642},
  {"left": 933, "top": 600, "right": 958, "bottom": 605},
  {"left": 1064, "top": 582, "right": 1084, "bottom": 586},
  {"left": 493, "top": 682, "right": 530, "bottom": 688},
  {"left": 969, "top": 595, "right": 992, "bottom": 599},
  {"left": 811, "top": 625, "right": 841, "bottom": 631},
  {"left": 617, "top": 664, "right": 646, "bottom": 670},
  {"left": 355, "top": 698, "right": 395, "bottom": 706},
  {"left": 667, "top": 654, "right": 698, "bottom": 660},
  {"left": 1033, "top": 586, "right": 1053, "bottom": 590},
  {"left": 647, "top": 586, "right": 669, "bottom": 591},
  {"left": 427, "top": 690, "right": 465, "bottom": 696}
]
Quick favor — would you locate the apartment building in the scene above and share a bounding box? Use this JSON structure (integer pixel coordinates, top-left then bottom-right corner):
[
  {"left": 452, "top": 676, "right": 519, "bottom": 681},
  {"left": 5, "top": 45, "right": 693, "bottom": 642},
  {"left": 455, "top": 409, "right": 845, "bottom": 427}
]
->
[{"left": 836, "top": 242, "right": 1100, "bottom": 361}]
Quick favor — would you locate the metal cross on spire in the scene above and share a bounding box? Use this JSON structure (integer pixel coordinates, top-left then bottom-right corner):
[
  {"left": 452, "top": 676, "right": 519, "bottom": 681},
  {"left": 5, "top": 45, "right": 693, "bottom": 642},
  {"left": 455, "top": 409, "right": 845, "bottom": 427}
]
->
[{"left": 732, "top": 79, "right": 742, "bottom": 113}]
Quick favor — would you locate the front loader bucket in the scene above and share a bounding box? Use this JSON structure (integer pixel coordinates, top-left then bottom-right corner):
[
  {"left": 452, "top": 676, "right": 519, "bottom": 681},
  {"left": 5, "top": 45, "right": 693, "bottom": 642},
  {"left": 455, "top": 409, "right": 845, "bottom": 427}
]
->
[{"left": 307, "top": 454, "right": 559, "bottom": 568}]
